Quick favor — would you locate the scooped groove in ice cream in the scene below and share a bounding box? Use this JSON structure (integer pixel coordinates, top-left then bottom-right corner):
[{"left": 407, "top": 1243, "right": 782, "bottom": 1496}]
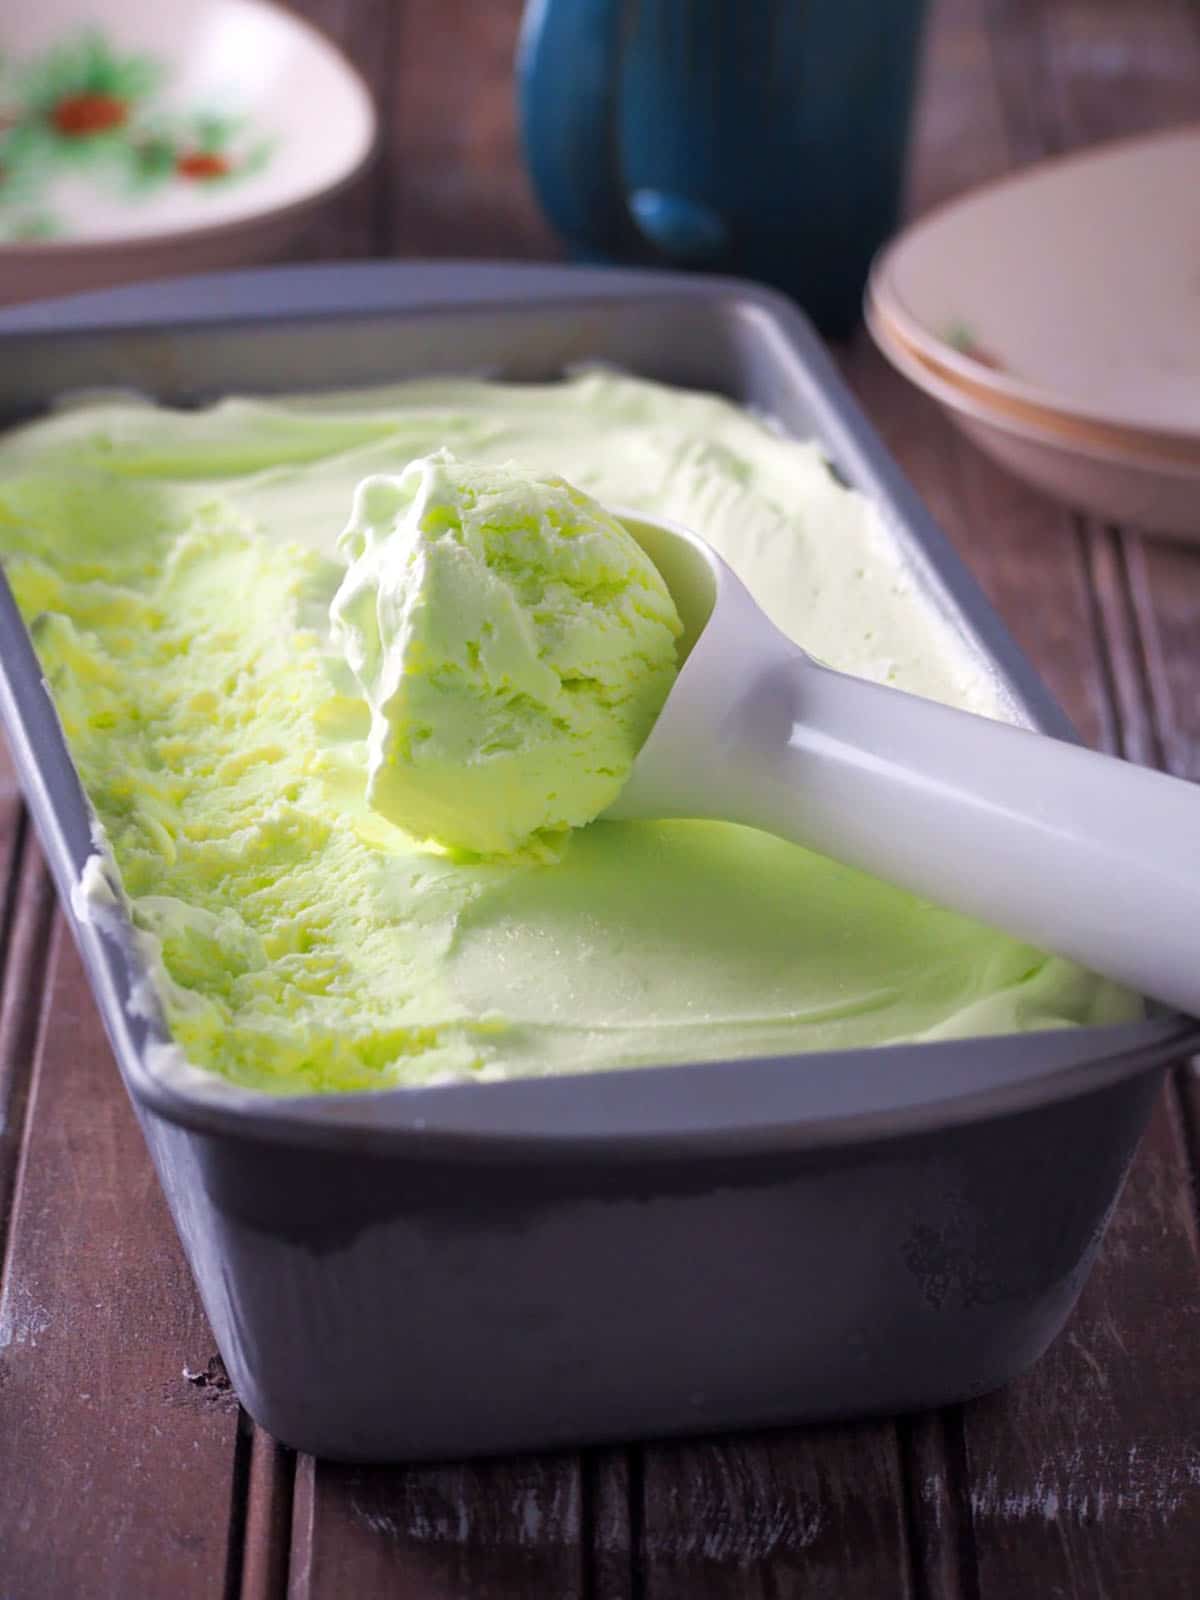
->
[
  {"left": 0, "top": 372, "right": 1141, "bottom": 1093},
  {"left": 329, "top": 452, "right": 682, "bottom": 859}
]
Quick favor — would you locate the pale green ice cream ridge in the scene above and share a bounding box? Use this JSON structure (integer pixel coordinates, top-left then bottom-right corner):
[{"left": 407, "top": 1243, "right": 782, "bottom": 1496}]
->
[{"left": 329, "top": 451, "right": 682, "bottom": 859}]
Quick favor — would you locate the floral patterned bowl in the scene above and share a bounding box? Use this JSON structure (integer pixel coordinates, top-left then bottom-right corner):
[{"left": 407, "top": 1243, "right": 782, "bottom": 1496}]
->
[{"left": 0, "top": 0, "right": 375, "bottom": 301}]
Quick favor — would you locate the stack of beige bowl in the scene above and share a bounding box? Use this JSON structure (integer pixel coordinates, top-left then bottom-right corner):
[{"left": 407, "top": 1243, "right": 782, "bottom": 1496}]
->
[{"left": 867, "top": 126, "right": 1200, "bottom": 542}]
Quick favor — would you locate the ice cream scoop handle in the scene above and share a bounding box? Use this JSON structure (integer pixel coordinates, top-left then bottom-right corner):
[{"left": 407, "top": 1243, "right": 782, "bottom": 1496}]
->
[{"left": 736, "top": 653, "right": 1200, "bottom": 1015}]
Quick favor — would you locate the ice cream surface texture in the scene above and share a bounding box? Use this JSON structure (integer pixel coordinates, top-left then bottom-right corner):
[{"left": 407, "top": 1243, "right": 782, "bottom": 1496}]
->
[
  {"left": 0, "top": 373, "right": 1139, "bottom": 1093},
  {"left": 329, "top": 452, "right": 681, "bottom": 858}
]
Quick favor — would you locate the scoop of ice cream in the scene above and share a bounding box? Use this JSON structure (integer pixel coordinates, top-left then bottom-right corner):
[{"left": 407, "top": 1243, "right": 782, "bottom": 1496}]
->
[{"left": 329, "top": 450, "right": 683, "bottom": 858}]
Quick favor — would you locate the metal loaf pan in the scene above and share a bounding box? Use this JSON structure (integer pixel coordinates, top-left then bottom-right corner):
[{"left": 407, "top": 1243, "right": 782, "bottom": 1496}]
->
[{"left": 1, "top": 263, "right": 1194, "bottom": 1463}]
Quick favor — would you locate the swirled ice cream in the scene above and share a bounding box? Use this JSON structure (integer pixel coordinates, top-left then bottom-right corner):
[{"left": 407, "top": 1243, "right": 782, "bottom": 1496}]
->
[
  {"left": 0, "top": 373, "right": 1139, "bottom": 1092},
  {"left": 329, "top": 452, "right": 681, "bottom": 859}
]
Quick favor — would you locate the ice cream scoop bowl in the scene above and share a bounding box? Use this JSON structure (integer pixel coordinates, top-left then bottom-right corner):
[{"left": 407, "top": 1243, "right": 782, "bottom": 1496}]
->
[{"left": 608, "top": 510, "right": 1200, "bottom": 1017}]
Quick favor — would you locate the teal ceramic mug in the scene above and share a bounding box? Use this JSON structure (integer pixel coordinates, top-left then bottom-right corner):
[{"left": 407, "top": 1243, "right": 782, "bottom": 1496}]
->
[{"left": 517, "top": 0, "right": 928, "bottom": 336}]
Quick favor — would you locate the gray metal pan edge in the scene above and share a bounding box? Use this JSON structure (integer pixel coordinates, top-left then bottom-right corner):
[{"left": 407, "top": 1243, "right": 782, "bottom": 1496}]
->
[{"left": 1, "top": 262, "right": 1195, "bottom": 1458}]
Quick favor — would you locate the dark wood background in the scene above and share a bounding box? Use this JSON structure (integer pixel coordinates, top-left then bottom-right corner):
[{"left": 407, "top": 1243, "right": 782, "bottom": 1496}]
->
[{"left": 1, "top": 0, "right": 1198, "bottom": 1595}]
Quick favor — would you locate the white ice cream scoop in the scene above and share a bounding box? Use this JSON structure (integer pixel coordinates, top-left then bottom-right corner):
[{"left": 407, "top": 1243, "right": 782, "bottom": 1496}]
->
[{"left": 606, "top": 510, "right": 1200, "bottom": 1017}]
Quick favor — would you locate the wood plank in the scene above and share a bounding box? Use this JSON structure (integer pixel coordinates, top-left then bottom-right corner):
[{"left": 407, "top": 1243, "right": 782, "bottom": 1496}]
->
[
  {"left": 383, "top": 0, "right": 561, "bottom": 259},
  {"left": 1126, "top": 538, "right": 1200, "bottom": 784},
  {"left": 905, "top": 0, "right": 1018, "bottom": 214},
  {"left": 0, "top": 922, "right": 243, "bottom": 1597},
  {"left": 898, "top": 1409, "right": 975, "bottom": 1600},
  {"left": 990, "top": 0, "right": 1200, "bottom": 159},
  {"left": 289, "top": 1452, "right": 584, "bottom": 1598},
  {"left": 0, "top": 772, "right": 43, "bottom": 1262},
  {"left": 638, "top": 1425, "right": 913, "bottom": 1600},
  {"left": 585, "top": 1448, "right": 635, "bottom": 1600},
  {"left": 282, "top": 0, "right": 400, "bottom": 261},
  {"left": 242, "top": 1430, "right": 297, "bottom": 1600}
]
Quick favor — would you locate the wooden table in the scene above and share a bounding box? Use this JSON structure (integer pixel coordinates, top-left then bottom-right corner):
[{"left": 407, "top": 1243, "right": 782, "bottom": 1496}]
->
[{"left": 2, "top": 1, "right": 1198, "bottom": 1594}]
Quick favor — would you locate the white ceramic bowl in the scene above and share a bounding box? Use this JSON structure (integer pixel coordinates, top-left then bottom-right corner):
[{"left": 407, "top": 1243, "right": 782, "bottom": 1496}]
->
[
  {"left": 869, "top": 125, "right": 1200, "bottom": 448},
  {"left": 866, "top": 298, "right": 1200, "bottom": 542},
  {"left": 0, "top": 0, "right": 375, "bottom": 302}
]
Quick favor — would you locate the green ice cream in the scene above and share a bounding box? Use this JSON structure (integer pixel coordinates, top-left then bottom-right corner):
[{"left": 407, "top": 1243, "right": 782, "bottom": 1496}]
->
[
  {"left": 329, "top": 451, "right": 681, "bottom": 858},
  {"left": 0, "top": 373, "right": 1140, "bottom": 1093}
]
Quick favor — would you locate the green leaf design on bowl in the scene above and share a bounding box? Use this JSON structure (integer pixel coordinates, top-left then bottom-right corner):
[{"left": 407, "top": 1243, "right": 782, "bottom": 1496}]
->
[{"left": 0, "top": 25, "right": 276, "bottom": 241}]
